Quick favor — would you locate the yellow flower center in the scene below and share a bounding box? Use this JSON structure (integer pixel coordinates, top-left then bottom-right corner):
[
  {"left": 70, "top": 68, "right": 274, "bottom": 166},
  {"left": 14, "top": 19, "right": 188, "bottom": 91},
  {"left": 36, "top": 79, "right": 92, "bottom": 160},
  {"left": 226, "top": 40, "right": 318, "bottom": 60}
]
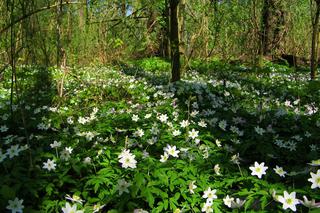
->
[{"left": 286, "top": 198, "right": 293, "bottom": 205}]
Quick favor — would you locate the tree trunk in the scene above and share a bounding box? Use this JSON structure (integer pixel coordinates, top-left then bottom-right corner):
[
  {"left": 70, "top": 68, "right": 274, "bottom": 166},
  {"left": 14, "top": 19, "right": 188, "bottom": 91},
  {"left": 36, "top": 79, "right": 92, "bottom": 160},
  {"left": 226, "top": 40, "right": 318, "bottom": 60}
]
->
[
  {"left": 179, "top": 0, "right": 185, "bottom": 57},
  {"left": 170, "top": 0, "right": 180, "bottom": 82},
  {"left": 159, "top": 0, "right": 170, "bottom": 58},
  {"left": 146, "top": 6, "right": 157, "bottom": 55},
  {"left": 260, "top": 0, "right": 286, "bottom": 57},
  {"left": 311, "top": 0, "right": 320, "bottom": 80},
  {"left": 203, "top": 5, "right": 209, "bottom": 57},
  {"left": 56, "top": 0, "right": 63, "bottom": 67},
  {"left": 120, "top": 0, "right": 126, "bottom": 16},
  {"left": 260, "top": 0, "right": 274, "bottom": 56},
  {"left": 272, "top": 3, "right": 286, "bottom": 53},
  {"left": 79, "top": 0, "right": 85, "bottom": 30},
  {"left": 10, "top": 0, "right": 16, "bottom": 116}
]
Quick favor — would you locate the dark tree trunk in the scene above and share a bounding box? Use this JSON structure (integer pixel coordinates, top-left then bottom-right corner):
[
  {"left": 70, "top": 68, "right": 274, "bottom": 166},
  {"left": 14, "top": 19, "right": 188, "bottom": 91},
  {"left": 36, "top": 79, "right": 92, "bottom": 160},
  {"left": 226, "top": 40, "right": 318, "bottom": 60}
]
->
[
  {"left": 260, "top": 0, "right": 274, "bottom": 55},
  {"left": 159, "top": 0, "right": 170, "bottom": 58},
  {"left": 311, "top": 0, "right": 320, "bottom": 80},
  {"left": 169, "top": 0, "right": 180, "bottom": 82},
  {"left": 260, "top": 0, "right": 286, "bottom": 56}
]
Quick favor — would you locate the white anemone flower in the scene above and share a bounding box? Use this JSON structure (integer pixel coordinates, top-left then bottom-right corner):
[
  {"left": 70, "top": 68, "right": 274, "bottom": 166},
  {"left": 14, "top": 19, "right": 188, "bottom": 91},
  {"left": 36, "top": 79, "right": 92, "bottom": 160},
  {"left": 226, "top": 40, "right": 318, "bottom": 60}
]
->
[
  {"left": 308, "top": 169, "right": 320, "bottom": 189},
  {"left": 278, "top": 191, "right": 300, "bottom": 212},
  {"left": 62, "top": 202, "right": 83, "bottom": 213},
  {"left": 249, "top": 162, "right": 268, "bottom": 179}
]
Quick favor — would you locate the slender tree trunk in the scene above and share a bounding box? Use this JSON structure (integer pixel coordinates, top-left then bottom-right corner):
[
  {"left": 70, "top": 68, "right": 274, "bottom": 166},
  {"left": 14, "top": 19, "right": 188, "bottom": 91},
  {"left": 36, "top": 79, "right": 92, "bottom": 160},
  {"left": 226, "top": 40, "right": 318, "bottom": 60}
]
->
[
  {"left": 311, "top": 0, "right": 320, "bottom": 80},
  {"left": 10, "top": 0, "right": 16, "bottom": 116},
  {"left": 146, "top": 7, "right": 156, "bottom": 54},
  {"left": 203, "top": 8, "right": 209, "bottom": 57},
  {"left": 120, "top": 0, "right": 126, "bottom": 16},
  {"left": 56, "top": 0, "right": 63, "bottom": 67},
  {"left": 170, "top": 0, "right": 180, "bottom": 82},
  {"left": 79, "top": 0, "right": 85, "bottom": 30},
  {"left": 179, "top": 0, "right": 185, "bottom": 57},
  {"left": 207, "top": 0, "right": 220, "bottom": 58}
]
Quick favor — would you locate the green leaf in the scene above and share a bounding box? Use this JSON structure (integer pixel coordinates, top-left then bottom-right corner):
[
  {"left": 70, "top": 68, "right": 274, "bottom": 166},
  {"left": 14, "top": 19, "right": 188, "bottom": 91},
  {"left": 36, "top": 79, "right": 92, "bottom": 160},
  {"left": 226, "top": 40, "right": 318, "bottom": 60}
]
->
[
  {"left": 310, "top": 209, "right": 320, "bottom": 213},
  {"left": 174, "top": 192, "right": 180, "bottom": 201},
  {"left": 244, "top": 196, "right": 255, "bottom": 210},
  {"left": 156, "top": 202, "right": 164, "bottom": 212},
  {"left": 45, "top": 183, "right": 55, "bottom": 196},
  {"left": 135, "top": 173, "right": 145, "bottom": 190},
  {"left": 0, "top": 185, "right": 15, "bottom": 200},
  {"left": 150, "top": 187, "right": 167, "bottom": 199},
  {"left": 164, "top": 199, "right": 169, "bottom": 210},
  {"left": 212, "top": 202, "right": 222, "bottom": 213},
  {"left": 260, "top": 196, "right": 269, "bottom": 210},
  {"left": 169, "top": 197, "right": 177, "bottom": 210},
  {"left": 142, "top": 188, "right": 154, "bottom": 208}
]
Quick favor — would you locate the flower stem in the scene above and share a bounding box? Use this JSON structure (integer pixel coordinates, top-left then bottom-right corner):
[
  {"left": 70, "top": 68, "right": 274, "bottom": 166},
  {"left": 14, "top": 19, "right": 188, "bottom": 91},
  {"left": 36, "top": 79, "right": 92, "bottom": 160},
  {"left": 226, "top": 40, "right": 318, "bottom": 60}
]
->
[{"left": 237, "top": 163, "right": 243, "bottom": 177}]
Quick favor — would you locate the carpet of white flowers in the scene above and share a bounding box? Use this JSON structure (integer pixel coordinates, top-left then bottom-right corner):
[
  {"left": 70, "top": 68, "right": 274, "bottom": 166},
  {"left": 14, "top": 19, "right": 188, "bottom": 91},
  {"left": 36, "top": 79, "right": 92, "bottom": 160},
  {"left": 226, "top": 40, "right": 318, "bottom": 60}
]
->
[{"left": 0, "top": 64, "right": 319, "bottom": 213}]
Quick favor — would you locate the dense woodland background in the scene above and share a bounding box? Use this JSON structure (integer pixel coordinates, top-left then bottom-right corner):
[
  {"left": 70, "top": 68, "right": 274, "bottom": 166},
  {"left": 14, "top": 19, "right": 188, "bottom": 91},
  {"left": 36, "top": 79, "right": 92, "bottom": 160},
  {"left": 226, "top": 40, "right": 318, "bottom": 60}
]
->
[{"left": 0, "top": 0, "right": 319, "bottom": 80}]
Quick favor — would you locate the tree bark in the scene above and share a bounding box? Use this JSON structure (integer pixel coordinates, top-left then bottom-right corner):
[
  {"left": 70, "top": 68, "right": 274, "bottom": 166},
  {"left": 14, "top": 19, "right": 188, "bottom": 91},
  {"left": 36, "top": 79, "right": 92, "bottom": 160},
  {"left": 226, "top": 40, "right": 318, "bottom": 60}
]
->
[
  {"left": 260, "top": 0, "right": 274, "bottom": 56},
  {"left": 170, "top": 0, "right": 180, "bottom": 82},
  {"left": 120, "top": 0, "right": 126, "bottom": 16},
  {"left": 10, "top": 0, "right": 16, "bottom": 116},
  {"left": 311, "top": 0, "right": 320, "bottom": 80},
  {"left": 179, "top": 0, "right": 185, "bottom": 57},
  {"left": 260, "top": 0, "right": 286, "bottom": 56},
  {"left": 56, "top": 0, "right": 63, "bottom": 67},
  {"left": 159, "top": 0, "right": 170, "bottom": 58}
]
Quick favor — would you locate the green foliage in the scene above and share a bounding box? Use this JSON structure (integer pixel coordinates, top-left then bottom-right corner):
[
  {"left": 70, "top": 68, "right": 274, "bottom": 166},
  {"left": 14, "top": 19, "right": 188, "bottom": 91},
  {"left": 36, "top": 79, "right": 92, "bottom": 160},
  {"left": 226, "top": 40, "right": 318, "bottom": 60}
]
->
[
  {"left": 132, "top": 57, "right": 171, "bottom": 73},
  {"left": 0, "top": 64, "right": 319, "bottom": 212}
]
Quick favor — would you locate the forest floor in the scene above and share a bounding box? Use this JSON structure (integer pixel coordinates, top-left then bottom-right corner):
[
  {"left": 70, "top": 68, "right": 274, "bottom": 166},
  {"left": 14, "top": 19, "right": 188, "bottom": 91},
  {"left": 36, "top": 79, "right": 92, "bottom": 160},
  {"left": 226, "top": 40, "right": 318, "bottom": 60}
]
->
[{"left": 0, "top": 58, "right": 319, "bottom": 213}]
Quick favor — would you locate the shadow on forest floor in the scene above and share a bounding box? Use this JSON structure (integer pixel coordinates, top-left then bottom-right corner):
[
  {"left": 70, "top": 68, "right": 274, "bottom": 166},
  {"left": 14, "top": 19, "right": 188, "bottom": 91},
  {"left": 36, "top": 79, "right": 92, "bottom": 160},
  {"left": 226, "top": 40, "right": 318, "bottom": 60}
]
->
[{"left": 0, "top": 66, "right": 57, "bottom": 210}]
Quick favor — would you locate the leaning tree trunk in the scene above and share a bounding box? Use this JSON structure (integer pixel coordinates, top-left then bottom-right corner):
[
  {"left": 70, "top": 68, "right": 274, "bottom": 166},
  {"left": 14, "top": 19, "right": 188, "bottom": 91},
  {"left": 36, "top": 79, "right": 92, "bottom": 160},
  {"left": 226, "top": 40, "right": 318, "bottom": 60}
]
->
[
  {"left": 311, "top": 0, "right": 320, "bottom": 80},
  {"left": 169, "top": 0, "right": 180, "bottom": 82}
]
